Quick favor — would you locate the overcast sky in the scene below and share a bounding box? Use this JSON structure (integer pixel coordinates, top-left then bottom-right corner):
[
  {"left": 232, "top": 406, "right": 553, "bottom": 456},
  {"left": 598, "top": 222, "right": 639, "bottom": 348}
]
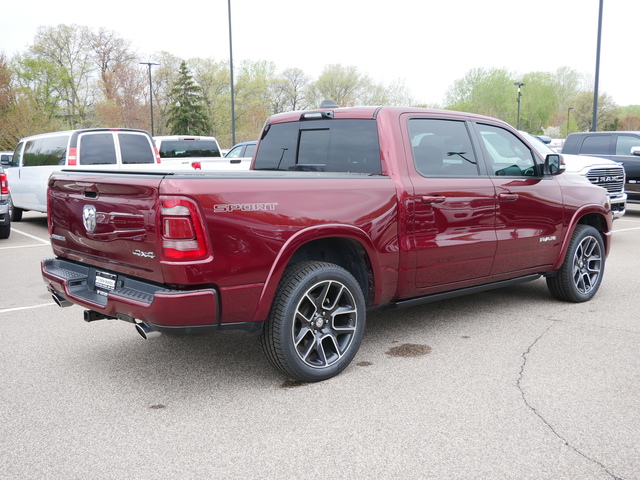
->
[{"left": 2, "top": 0, "right": 638, "bottom": 107}]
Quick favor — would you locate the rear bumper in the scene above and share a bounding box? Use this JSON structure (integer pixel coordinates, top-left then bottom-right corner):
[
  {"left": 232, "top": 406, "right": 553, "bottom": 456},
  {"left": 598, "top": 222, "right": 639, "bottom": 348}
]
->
[{"left": 41, "top": 257, "right": 260, "bottom": 333}]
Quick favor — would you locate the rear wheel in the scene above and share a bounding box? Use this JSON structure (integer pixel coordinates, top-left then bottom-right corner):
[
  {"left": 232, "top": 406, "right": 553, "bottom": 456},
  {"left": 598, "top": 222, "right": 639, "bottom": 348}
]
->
[
  {"left": 9, "top": 195, "right": 22, "bottom": 222},
  {"left": 0, "top": 222, "right": 9, "bottom": 239},
  {"left": 260, "top": 261, "right": 366, "bottom": 382},
  {"left": 547, "top": 225, "right": 605, "bottom": 302}
]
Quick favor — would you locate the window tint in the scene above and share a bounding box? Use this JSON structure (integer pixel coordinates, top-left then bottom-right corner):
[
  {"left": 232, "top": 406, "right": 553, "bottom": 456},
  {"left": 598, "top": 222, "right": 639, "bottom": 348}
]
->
[
  {"left": 245, "top": 143, "right": 256, "bottom": 157},
  {"left": 158, "top": 140, "right": 220, "bottom": 158},
  {"left": 615, "top": 135, "right": 640, "bottom": 155},
  {"left": 119, "top": 133, "right": 155, "bottom": 164},
  {"left": 580, "top": 135, "right": 610, "bottom": 155},
  {"left": 408, "top": 118, "right": 478, "bottom": 176},
  {"left": 477, "top": 124, "right": 537, "bottom": 176},
  {"left": 79, "top": 133, "right": 117, "bottom": 165},
  {"left": 23, "top": 136, "right": 68, "bottom": 166},
  {"left": 254, "top": 119, "right": 381, "bottom": 174}
]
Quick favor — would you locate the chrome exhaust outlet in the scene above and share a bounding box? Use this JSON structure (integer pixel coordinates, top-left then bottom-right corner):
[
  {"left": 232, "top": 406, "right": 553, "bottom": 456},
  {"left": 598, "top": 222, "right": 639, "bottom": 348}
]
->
[
  {"left": 135, "top": 323, "right": 161, "bottom": 340},
  {"left": 51, "top": 291, "right": 73, "bottom": 308}
]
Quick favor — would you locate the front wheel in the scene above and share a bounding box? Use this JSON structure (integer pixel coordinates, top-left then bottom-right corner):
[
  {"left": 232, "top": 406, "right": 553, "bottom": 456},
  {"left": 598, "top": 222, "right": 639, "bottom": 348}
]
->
[
  {"left": 547, "top": 225, "right": 605, "bottom": 302},
  {"left": 260, "top": 262, "right": 366, "bottom": 382}
]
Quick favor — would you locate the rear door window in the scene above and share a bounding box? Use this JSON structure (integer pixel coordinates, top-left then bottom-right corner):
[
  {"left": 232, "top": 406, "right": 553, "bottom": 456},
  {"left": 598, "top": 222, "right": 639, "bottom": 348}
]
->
[
  {"left": 119, "top": 133, "right": 155, "bottom": 164},
  {"left": 408, "top": 118, "right": 479, "bottom": 176},
  {"left": 79, "top": 133, "right": 117, "bottom": 165}
]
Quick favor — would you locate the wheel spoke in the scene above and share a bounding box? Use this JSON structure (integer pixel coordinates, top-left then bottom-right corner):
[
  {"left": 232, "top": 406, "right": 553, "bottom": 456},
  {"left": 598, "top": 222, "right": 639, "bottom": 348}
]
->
[
  {"left": 292, "top": 278, "right": 358, "bottom": 369},
  {"left": 572, "top": 236, "right": 602, "bottom": 294}
]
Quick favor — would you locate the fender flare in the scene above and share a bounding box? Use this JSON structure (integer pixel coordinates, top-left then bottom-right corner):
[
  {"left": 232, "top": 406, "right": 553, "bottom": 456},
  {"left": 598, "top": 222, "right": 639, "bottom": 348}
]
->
[
  {"left": 252, "top": 224, "right": 382, "bottom": 322},
  {"left": 551, "top": 204, "right": 612, "bottom": 271}
]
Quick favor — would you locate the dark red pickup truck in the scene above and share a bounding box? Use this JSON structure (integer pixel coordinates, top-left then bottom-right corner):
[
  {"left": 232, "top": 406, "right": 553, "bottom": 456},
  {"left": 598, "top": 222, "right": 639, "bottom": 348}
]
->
[{"left": 42, "top": 106, "right": 613, "bottom": 381}]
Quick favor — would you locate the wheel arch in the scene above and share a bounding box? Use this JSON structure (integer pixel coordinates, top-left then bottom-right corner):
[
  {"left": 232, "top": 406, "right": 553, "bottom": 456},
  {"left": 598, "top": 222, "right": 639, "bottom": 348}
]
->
[
  {"left": 552, "top": 208, "right": 612, "bottom": 271},
  {"left": 252, "top": 225, "right": 380, "bottom": 322}
]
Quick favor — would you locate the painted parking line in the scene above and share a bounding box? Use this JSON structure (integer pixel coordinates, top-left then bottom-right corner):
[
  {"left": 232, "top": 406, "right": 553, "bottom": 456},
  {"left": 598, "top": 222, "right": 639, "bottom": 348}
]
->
[
  {"left": 613, "top": 226, "right": 640, "bottom": 233},
  {"left": 0, "top": 303, "right": 57, "bottom": 314},
  {"left": 10, "top": 228, "right": 51, "bottom": 244}
]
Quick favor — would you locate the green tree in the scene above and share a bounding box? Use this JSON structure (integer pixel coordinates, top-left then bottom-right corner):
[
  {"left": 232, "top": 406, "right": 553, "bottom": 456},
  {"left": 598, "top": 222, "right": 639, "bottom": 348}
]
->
[
  {"left": 29, "top": 24, "right": 95, "bottom": 128},
  {"left": 307, "top": 64, "right": 366, "bottom": 107},
  {"left": 572, "top": 92, "right": 619, "bottom": 132},
  {"left": 190, "top": 57, "right": 231, "bottom": 142},
  {"left": 444, "top": 68, "right": 514, "bottom": 121},
  {"left": 233, "top": 60, "right": 276, "bottom": 142},
  {"left": 165, "top": 61, "right": 211, "bottom": 135}
]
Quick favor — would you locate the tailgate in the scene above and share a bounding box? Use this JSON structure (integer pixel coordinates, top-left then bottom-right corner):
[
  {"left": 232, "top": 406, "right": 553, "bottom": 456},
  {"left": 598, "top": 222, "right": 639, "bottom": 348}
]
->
[{"left": 48, "top": 170, "right": 167, "bottom": 283}]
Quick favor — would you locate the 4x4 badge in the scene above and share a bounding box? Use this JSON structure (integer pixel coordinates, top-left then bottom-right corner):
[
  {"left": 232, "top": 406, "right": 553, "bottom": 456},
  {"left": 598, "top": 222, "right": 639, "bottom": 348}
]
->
[{"left": 82, "top": 205, "right": 97, "bottom": 233}]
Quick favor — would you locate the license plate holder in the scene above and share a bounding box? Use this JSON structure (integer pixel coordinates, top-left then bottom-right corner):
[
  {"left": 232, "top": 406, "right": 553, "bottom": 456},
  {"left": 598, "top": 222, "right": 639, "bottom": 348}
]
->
[{"left": 95, "top": 271, "right": 117, "bottom": 294}]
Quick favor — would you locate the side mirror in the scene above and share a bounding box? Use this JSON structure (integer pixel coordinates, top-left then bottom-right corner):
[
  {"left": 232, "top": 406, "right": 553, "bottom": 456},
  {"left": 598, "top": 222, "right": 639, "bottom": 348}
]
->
[
  {"left": 631, "top": 146, "right": 640, "bottom": 156},
  {"left": 544, "top": 153, "right": 565, "bottom": 175}
]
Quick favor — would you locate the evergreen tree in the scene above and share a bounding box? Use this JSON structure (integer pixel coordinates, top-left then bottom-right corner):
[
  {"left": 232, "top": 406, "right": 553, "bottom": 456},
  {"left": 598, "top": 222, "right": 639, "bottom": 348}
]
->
[{"left": 165, "top": 61, "right": 211, "bottom": 135}]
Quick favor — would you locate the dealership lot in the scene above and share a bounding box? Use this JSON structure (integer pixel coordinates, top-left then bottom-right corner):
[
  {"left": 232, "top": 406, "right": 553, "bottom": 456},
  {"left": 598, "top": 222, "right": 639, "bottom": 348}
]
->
[{"left": 1, "top": 207, "right": 639, "bottom": 479}]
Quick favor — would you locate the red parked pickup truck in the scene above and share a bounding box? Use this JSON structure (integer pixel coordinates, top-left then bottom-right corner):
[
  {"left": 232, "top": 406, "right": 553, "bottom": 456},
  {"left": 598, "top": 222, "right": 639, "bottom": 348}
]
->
[{"left": 42, "top": 105, "right": 613, "bottom": 381}]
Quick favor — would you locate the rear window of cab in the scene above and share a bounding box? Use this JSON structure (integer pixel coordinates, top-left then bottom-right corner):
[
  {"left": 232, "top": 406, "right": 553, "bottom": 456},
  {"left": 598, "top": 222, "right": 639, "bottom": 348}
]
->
[{"left": 253, "top": 119, "right": 382, "bottom": 174}]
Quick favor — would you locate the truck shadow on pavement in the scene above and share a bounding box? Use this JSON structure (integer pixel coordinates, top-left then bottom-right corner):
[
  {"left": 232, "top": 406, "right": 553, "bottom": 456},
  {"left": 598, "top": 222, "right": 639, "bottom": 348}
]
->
[{"left": 73, "top": 278, "right": 560, "bottom": 393}]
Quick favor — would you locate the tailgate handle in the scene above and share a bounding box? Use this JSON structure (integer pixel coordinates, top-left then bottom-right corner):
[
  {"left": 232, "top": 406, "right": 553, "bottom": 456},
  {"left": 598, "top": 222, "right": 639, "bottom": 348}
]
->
[
  {"left": 422, "top": 195, "right": 446, "bottom": 204},
  {"left": 499, "top": 193, "right": 519, "bottom": 202}
]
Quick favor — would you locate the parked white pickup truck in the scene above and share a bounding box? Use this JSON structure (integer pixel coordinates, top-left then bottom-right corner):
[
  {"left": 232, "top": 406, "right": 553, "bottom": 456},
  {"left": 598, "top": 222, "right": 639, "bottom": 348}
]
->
[
  {"left": 154, "top": 136, "right": 250, "bottom": 170},
  {"left": 5, "top": 128, "right": 160, "bottom": 220}
]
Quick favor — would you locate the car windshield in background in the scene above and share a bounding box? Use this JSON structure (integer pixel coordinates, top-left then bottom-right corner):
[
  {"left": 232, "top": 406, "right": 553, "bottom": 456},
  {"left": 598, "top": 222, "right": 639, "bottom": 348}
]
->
[
  {"left": 158, "top": 140, "right": 221, "bottom": 158},
  {"left": 520, "top": 132, "right": 555, "bottom": 156},
  {"left": 253, "top": 119, "right": 382, "bottom": 174}
]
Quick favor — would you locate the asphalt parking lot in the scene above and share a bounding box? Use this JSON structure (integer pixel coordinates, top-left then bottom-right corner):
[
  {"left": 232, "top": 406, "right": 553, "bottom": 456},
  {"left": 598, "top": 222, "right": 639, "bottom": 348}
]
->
[{"left": 1, "top": 207, "right": 639, "bottom": 480}]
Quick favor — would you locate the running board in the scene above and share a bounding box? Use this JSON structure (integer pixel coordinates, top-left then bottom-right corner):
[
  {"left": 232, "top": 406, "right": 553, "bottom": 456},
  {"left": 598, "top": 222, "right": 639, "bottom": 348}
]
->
[{"left": 385, "top": 274, "right": 542, "bottom": 310}]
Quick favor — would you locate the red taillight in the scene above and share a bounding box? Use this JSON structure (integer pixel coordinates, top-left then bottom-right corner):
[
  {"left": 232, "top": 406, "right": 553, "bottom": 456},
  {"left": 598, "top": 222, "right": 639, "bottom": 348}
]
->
[
  {"left": 191, "top": 162, "right": 202, "bottom": 170},
  {"left": 67, "top": 147, "right": 77, "bottom": 165},
  {"left": 0, "top": 172, "right": 8, "bottom": 195},
  {"left": 154, "top": 146, "right": 161, "bottom": 164},
  {"left": 160, "top": 197, "right": 208, "bottom": 260}
]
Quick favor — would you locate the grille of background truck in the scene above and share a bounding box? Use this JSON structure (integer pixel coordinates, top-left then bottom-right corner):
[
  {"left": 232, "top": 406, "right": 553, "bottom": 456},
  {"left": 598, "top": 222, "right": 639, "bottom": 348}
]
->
[{"left": 586, "top": 166, "right": 625, "bottom": 194}]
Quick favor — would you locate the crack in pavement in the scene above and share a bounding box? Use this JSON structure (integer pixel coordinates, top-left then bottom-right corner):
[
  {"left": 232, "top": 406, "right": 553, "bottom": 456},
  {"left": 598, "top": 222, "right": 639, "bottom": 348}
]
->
[{"left": 517, "top": 325, "right": 624, "bottom": 480}]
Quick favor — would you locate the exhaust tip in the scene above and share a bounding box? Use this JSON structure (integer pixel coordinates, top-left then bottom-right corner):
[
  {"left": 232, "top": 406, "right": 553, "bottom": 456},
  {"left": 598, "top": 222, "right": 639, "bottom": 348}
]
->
[
  {"left": 135, "top": 323, "right": 161, "bottom": 340},
  {"left": 51, "top": 292, "right": 73, "bottom": 308}
]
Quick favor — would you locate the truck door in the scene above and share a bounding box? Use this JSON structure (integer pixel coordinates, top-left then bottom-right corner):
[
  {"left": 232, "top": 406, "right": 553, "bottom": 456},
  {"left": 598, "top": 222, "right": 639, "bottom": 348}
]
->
[
  {"left": 473, "top": 123, "right": 564, "bottom": 275},
  {"left": 611, "top": 134, "right": 640, "bottom": 201},
  {"left": 404, "top": 117, "right": 498, "bottom": 289}
]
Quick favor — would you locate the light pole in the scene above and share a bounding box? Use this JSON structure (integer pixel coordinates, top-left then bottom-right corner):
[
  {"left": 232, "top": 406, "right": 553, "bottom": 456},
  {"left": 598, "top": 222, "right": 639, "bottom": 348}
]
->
[
  {"left": 228, "top": 0, "right": 236, "bottom": 146},
  {"left": 140, "top": 62, "right": 159, "bottom": 136},
  {"left": 514, "top": 82, "right": 525, "bottom": 130},
  {"left": 566, "top": 107, "right": 574, "bottom": 137},
  {"left": 591, "top": 0, "right": 603, "bottom": 132}
]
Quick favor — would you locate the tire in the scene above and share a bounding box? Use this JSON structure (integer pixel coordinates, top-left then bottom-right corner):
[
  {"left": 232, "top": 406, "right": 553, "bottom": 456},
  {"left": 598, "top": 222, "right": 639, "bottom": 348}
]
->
[
  {"left": 260, "top": 261, "right": 366, "bottom": 382},
  {"left": 547, "top": 225, "right": 605, "bottom": 302},
  {"left": 0, "top": 222, "right": 9, "bottom": 239},
  {"left": 9, "top": 195, "right": 22, "bottom": 222}
]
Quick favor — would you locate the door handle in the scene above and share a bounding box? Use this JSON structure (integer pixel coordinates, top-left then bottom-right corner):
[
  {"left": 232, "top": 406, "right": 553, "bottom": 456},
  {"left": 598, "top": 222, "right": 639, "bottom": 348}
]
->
[
  {"left": 499, "top": 193, "right": 519, "bottom": 202},
  {"left": 422, "top": 195, "right": 446, "bottom": 204}
]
